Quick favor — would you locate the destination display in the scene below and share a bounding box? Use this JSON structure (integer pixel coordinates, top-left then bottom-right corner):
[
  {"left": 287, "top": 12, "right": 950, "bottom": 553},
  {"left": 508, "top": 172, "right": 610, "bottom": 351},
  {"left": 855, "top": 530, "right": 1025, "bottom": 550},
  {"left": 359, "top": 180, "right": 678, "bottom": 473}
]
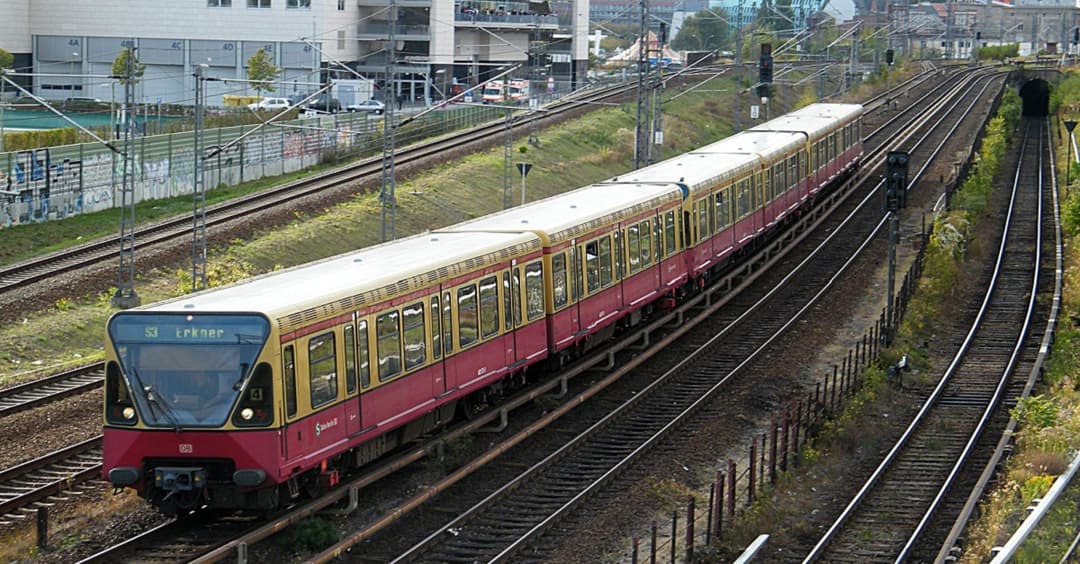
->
[{"left": 109, "top": 313, "right": 269, "bottom": 344}]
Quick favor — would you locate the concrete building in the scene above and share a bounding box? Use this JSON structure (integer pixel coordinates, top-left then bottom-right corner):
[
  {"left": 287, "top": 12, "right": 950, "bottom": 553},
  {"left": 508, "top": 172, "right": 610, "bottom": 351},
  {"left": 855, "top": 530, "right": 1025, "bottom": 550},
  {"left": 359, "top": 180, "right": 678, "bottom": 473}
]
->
[{"left": 0, "top": 0, "right": 590, "bottom": 107}]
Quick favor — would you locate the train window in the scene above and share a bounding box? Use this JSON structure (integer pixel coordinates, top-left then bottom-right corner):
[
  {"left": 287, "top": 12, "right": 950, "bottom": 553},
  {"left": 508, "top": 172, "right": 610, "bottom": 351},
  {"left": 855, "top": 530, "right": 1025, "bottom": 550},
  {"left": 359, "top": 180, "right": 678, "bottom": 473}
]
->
[
  {"left": 503, "top": 273, "right": 514, "bottom": 330},
  {"left": 570, "top": 245, "right": 583, "bottom": 301},
  {"left": 431, "top": 296, "right": 442, "bottom": 360},
  {"left": 511, "top": 269, "right": 523, "bottom": 326},
  {"left": 552, "top": 253, "right": 568, "bottom": 308},
  {"left": 750, "top": 176, "right": 759, "bottom": 209},
  {"left": 707, "top": 193, "right": 716, "bottom": 235},
  {"left": 358, "top": 320, "right": 371, "bottom": 389},
  {"left": 480, "top": 276, "right": 499, "bottom": 338},
  {"left": 788, "top": 157, "right": 798, "bottom": 190},
  {"left": 376, "top": 311, "right": 402, "bottom": 381},
  {"left": 714, "top": 193, "right": 725, "bottom": 230},
  {"left": 613, "top": 230, "right": 624, "bottom": 280},
  {"left": 764, "top": 167, "right": 773, "bottom": 200},
  {"left": 737, "top": 180, "right": 749, "bottom": 218},
  {"left": 442, "top": 292, "right": 453, "bottom": 356},
  {"left": 458, "top": 284, "right": 479, "bottom": 346},
  {"left": 628, "top": 224, "right": 641, "bottom": 272},
  {"left": 344, "top": 324, "right": 357, "bottom": 395},
  {"left": 599, "top": 236, "right": 613, "bottom": 286},
  {"left": 664, "top": 211, "right": 676, "bottom": 255},
  {"left": 283, "top": 345, "right": 297, "bottom": 417},
  {"left": 639, "top": 220, "right": 652, "bottom": 267},
  {"left": 402, "top": 301, "right": 426, "bottom": 371},
  {"left": 697, "top": 199, "right": 708, "bottom": 242},
  {"left": 525, "top": 261, "right": 544, "bottom": 320},
  {"left": 308, "top": 332, "right": 338, "bottom": 408},
  {"left": 799, "top": 150, "right": 806, "bottom": 177},
  {"left": 585, "top": 240, "right": 601, "bottom": 292}
]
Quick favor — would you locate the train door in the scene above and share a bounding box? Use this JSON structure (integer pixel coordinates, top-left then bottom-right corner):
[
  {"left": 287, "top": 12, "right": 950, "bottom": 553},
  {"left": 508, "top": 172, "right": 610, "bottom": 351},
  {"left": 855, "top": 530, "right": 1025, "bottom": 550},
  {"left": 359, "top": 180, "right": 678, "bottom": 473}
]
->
[
  {"left": 429, "top": 294, "right": 448, "bottom": 396},
  {"left": 343, "top": 320, "right": 364, "bottom": 435},
  {"left": 502, "top": 269, "right": 518, "bottom": 369},
  {"left": 569, "top": 243, "right": 583, "bottom": 336},
  {"left": 282, "top": 344, "right": 297, "bottom": 461}
]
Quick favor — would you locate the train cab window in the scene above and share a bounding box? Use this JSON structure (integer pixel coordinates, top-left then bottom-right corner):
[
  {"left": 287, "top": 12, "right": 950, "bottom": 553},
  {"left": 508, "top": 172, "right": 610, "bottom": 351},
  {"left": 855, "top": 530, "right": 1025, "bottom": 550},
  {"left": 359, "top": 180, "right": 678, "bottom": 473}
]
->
[
  {"left": 628, "top": 224, "right": 641, "bottom": 272},
  {"left": 442, "top": 292, "right": 453, "bottom": 356},
  {"left": 344, "top": 324, "right": 357, "bottom": 395},
  {"left": 525, "top": 261, "right": 545, "bottom": 320},
  {"left": 458, "top": 284, "right": 479, "bottom": 346},
  {"left": 479, "top": 276, "right": 499, "bottom": 338},
  {"left": 585, "top": 240, "right": 601, "bottom": 293},
  {"left": 284, "top": 345, "right": 297, "bottom": 417},
  {"left": 431, "top": 296, "right": 442, "bottom": 360},
  {"left": 357, "top": 320, "right": 371, "bottom": 389},
  {"left": 788, "top": 156, "right": 798, "bottom": 190},
  {"left": 308, "top": 332, "right": 338, "bottom": 408},
  {"left": 503, "top": 273, "right": 514, "bottom": 330},
  {"left": 639, "top": 220, "right": 653, "bottom": 267},
  {"left": 697, "top": 199, "right": 708, "bottom": 242},
  {"left": 552, "top": 253, "right": 568, "bottom": 308},
  {"left": 510, "top": 269, "right": 523, "bottom": 326},
  {"left": 402, "top": 301, "right": 426, "bottom": 371},
  {"left": 376, "top": 310, "right": 402, "bottom": 380},
  {"left": 664, "top": 210, "right": 677, "bottom": 255},
  {"left": 599, "top": 235, "right": 614, "bottom": 286}
]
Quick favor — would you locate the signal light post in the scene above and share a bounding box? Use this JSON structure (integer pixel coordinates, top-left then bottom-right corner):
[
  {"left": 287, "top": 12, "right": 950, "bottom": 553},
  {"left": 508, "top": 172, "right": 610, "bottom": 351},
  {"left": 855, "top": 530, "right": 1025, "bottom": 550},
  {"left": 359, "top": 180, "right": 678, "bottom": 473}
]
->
[
  {"left": 1065, "top": 120, "right": 1077, "bottom": 196},
  {"left": 884, "top": 150, "right": 909, "bottom": 344},
  {"left": 758, "top": 43, "right": 772, "bottom": 120}
]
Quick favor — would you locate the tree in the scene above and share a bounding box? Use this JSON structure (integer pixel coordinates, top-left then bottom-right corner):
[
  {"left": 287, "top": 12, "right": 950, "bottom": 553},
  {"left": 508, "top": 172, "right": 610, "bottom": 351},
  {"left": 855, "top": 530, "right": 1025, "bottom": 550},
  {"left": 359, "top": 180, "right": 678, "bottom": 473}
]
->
[
  {"left": 0, "top": 48, "right": 13, "bottom": 70},
  {"left": 671, "top": 11, "right": 731, "bottom": 51},
  {"left": 112, "top": 47, "right": 145, "bottom": 85},
  {"left": 247, "top": 49, "right": 280, "bottom": 95}
]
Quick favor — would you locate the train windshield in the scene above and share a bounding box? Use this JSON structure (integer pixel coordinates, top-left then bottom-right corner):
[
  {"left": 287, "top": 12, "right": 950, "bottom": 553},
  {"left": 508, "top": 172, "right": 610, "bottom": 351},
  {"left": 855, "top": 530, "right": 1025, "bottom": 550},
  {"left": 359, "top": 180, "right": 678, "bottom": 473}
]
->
[{"left": 108, "top": 313, "right": 270, "bottom": 428}]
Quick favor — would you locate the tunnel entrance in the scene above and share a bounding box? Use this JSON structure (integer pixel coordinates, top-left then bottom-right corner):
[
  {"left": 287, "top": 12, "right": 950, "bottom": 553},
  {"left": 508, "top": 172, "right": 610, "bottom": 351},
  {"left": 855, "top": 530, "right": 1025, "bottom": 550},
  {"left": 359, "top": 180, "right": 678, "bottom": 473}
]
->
[{"left": 1019, "top": 79, "right": 1050, "bottom": 117}]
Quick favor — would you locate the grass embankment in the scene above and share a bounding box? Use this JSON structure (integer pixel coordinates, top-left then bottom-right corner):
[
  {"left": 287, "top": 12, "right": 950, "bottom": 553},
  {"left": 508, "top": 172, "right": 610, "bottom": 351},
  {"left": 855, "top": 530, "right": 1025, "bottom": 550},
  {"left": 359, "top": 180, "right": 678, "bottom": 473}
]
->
[
  {"left": 0, "top": 75, "right": 762, "bottom": 385},
  {"left": 956, "top": 71, "right": 1080, "bottom": 562},
  {"left": 706, "top": 87, "right": 1025, "bottom": 560}
]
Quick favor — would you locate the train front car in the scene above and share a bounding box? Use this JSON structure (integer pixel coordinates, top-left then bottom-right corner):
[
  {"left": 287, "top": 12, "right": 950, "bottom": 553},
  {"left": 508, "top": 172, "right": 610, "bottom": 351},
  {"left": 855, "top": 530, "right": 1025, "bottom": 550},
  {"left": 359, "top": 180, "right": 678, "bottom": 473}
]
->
[{"left": 103, "top": 311, "right": 278, "bottom": 515}]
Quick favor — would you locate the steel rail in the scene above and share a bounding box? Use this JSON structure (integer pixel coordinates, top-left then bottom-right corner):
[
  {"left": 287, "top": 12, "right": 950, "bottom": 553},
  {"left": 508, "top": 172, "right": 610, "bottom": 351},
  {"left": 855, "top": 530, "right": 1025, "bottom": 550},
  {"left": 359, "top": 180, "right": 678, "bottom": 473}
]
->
[
  {"left": 0, "top": 363, "right": 103, "bottom": 417},
  {"left": 803, "top": 119, "right": 1044, "bottom": 562},
  {"left": 933, "top": 117, "right": 1065, "bottom": 562},
  {"left": 0, "top": 436, "right": 103, "bottom": 520}
]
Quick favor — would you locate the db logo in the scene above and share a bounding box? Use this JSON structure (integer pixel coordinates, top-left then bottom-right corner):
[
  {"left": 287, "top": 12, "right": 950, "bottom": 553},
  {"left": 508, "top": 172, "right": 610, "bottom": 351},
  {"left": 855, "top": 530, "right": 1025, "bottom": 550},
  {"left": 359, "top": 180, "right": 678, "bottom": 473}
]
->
[{"left": 179, "top": 444, "right": 194, "bottom": 454}]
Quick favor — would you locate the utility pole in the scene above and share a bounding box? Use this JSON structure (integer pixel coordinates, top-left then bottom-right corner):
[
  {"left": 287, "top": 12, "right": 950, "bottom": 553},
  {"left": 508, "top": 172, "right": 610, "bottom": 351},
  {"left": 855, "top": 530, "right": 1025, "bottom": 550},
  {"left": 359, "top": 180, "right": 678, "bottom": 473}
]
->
[
  {"left": 381, "top": 0, "right": 398, "bottom": 242},
  {"left": 112, "top": 45, "right": 140, "bottom": 308},
  {"left": 634, "top": 0, "right": 651, "bottom": 169},
  {"left": 192, "top": 65, "right": 208, "bottom": 292},
  {"left": 504, "top": 108, "right": 513, "bottom": 209},
  {"left": 651, "top": 22, "right": 666, "bottom": 164}
]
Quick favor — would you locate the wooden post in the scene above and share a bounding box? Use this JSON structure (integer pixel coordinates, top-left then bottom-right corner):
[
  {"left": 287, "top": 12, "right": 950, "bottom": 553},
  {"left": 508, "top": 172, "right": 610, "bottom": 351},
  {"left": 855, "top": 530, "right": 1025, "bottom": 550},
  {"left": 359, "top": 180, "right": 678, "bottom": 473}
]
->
[
  {"left": 727, "top": 459, "right": 736, "bottom": 519},
  {"left": 780, "top": 410, "right": 789, "bottom": 472},
  {"left": 651, "top": 521, "right": 658, "bottom": 564},
  {"left": 794, "top": 400, "right": 802, "bottom": 466},
  {"left": 713, "top": 473, "right": 724, "bottom": 538},
  {"left": 37, "top": 507, "right": 48, "bottom": 550},
  {"left": 748, "top": 442, "right": 757, "bottom": 504},
  {"left": 760, "top": 434, "right": 767, "bottom": 484},
  {"left": 686, "top": 497, "right": 695, "bottom": 562},
  {"left": 831, "top": 366, "right": 838, "bottom": 410},
  {"left": 769, "top": 418, "right": 778, "bottom": 482},
  {"left": 706, "top": 483, "right": 715, "bottom": 545},
  {"left": 632, "top": 537, "right": 639, "bottom": 564},
  {"left": 671, "top": 511, "right": 678, "bottom": 564}
]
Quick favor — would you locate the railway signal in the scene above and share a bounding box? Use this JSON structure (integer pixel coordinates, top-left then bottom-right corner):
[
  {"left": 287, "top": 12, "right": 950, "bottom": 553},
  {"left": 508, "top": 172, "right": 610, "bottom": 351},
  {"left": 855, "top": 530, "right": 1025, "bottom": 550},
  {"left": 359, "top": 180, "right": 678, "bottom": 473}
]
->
[
  {"left": 885, "top": 48, "right": 894, "bottom": 66},
  {"left": 759, "top": 43, "right": 773, "bottom": 84},
  {"left": 886, "top": 150, "right": 909, "bottom": 211}
]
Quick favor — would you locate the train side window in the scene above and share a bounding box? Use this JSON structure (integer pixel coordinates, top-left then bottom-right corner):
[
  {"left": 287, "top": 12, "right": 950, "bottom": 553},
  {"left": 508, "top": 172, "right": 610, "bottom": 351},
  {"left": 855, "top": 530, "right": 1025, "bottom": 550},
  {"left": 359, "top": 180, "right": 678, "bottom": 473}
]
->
[
  {"left": 458, "top": 284, "right": 479, "bottom": 346},
  {"left": 442, "top": 292, "right": 453, "bottom": 355},
  {"left": 788, "top": 156, "right": 798, "bottom": 190},
  {"left": 511, "top": 269, "right": 523, "bottom": 326},
  {"left": 585, "top": 240, "right": 601, "bottom": 292},
  {"left": 479, "top": 276, "right": 499, "bottom": 338},
  {"left": 714, "top": 193, "right": 725, "bottom": 230},
  {"left": 660, "top": 210, "right": 669, "bottom": 254},
  {"left": 344, "top": 324, "right": 357, "bottom": 395},
  {"left": 628, "top": 224, "right": 641, "bottom": 272},
  {"left": 639, "top": 220, "right": 652, "bottom": 267},
  {"left": 764, "top": 167, "right": 773, "bottom": 200},
  {"left": 697, "top": 199, "right": 708, "bottom": 242},
  {"left": 503, "top": 272, "right": 514, "bottom": 330},
  {"left": 376, "top": 310, "right": 402, "bottom": 381},
  {"left": 308, "top": 332, "right": 338, "bottom": 408},
  {"left": 749, "top": 177, "right": 758, "bottom": 209},
  {"left": 738, "top": 180, "right": 749, "bottom": 217},
  {"left": 431, "top": 296, "right": 442, "bottom": 360},
  {"left": 613, "top": 230, "right": 624, "bottom": 279},
  {"left": 599, "top": 236, "right": 613, "bottom": 286},
  {"left": 402, "top": 301, "right": 426, "bottom": 371},
  {"left": 800, "top": 150, "right": 806, "bottom": 177},
  {"left": 707, "top": 193, "right": 716, "bottom": 235},
  {"left": 283, "top": 345, "right": 297, "bottom": 417},
  {"left": 525, "top": 261, "right": 545, "bottom": 320},
  {"left": 552, "top": 253, "right": 568, "bottom": 308},
  {"left": 357, "top": 320, "right": 371, "bottom": 389},
  {"left": 570, "top": 245, "right": 583, "bottom": 301}
]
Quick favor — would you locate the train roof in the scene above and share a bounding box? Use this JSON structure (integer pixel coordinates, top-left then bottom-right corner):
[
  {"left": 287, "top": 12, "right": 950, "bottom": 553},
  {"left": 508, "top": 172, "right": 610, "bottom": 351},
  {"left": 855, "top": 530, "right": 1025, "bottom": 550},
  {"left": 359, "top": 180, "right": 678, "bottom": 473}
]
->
[
  {"left": 445, "top": 182, "right": 684, "bottom": 245},
  {"left": 135, "top": 230, "right": 542, "bottom": 333},
  {"left": 749, "top": 103, "right": 863, "bottom": 141},
  {"left": 612, "top": 150, "right": 759, "bottom": 193}
]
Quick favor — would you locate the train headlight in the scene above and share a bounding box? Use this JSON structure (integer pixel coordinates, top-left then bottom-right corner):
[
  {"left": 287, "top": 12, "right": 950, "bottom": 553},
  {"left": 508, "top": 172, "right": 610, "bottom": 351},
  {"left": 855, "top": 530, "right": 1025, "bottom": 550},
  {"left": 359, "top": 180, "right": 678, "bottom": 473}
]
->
[
  {"left": 240, "top": 408, "right": 254, "bottom": 421},
  {"left": 122, "top": 407, "right": 136, "bottom": 420}
]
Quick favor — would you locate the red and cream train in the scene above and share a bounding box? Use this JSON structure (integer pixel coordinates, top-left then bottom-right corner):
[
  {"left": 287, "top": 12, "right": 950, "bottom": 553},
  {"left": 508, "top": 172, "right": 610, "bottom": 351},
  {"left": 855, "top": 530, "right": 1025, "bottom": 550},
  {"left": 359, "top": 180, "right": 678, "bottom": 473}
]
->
[{"left": 102, "top": 103, "right": 864, "bottom": 514}]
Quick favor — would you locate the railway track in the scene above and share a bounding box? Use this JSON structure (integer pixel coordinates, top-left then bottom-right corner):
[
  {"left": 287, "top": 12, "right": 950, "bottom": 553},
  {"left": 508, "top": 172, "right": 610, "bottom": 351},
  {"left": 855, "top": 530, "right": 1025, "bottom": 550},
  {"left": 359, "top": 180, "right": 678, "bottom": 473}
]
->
[
  {"left": 0, "top": 437, "right": 102, "bottom": 527},
  {"left": 803, "top": 118, "right": 1051, "bottom": 562},
  {"left": 0, "top": 364, "right": 103, "bottom": 417}
]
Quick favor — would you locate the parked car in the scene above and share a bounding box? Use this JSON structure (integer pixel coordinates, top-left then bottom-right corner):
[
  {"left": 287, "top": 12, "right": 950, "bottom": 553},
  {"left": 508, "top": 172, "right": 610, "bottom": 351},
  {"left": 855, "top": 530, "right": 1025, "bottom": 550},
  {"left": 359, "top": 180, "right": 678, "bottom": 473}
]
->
[
  {"left": 346, "top": 99, "right": 385, "bottom": 114},
  {"left": 63, "top": 97, "right": 104, "bottom": 111},
  {"left": 247, "top": 97, "right": 291, "bottom": 111},
  {"left": 305, "top": 93, "right": 341, "bottom": 114}
]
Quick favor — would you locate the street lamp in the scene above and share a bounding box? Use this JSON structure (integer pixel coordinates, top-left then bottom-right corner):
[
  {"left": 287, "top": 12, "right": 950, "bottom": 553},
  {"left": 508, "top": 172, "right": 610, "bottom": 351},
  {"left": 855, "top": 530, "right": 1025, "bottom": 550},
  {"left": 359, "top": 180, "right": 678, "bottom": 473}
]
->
[{"left": 1065, "top": 119, "right": 1077, "bottom": 195}]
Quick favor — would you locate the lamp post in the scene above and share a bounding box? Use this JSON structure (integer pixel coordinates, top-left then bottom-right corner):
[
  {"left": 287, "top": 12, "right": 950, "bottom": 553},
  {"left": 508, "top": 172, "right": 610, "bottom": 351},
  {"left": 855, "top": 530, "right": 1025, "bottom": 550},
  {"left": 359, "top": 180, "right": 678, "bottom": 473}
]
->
[{"left": 1065, "top": 119, "right": 1077, "bottom": 195}]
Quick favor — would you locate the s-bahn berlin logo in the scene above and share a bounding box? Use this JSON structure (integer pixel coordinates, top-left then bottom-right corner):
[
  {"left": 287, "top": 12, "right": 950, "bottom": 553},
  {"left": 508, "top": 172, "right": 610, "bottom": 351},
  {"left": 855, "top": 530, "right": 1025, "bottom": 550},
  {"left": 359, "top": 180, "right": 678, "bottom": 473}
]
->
[{"left": 315, "top": 417, "right": 339, "bottom": 437}]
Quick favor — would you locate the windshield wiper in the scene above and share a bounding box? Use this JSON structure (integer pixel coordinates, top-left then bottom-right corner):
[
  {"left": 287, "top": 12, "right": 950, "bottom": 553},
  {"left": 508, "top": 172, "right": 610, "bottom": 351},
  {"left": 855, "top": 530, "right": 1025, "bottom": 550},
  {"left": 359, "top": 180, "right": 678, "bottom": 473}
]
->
[
  {"left": 232, "top": 362, "right": 251, "bottom": 391},
  {"left": 131, "top": 368, "right": 182, "bottom": 432}
]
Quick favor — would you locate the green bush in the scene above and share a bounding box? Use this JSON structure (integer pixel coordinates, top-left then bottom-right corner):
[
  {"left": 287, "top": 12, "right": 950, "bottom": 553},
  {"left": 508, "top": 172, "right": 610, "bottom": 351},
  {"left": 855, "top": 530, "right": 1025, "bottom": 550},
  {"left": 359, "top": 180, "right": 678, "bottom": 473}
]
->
[{"left": 285, "top": 517, "right": 339, "bottom": 552}]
